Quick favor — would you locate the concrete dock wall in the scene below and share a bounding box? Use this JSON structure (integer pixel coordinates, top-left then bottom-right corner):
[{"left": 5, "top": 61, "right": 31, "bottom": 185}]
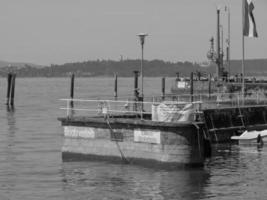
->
[{"left": 59, "top": 118, "right": 206, "bottom": 167}]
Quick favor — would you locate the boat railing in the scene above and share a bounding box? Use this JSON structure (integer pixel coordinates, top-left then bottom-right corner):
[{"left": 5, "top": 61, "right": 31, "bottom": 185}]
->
[{"left": 60, "top": 91, "right": 267, "bottom": 118}]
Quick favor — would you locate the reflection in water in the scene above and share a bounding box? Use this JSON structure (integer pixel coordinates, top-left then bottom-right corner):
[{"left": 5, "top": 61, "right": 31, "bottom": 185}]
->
[
  {"left": 58, "top": 140, "right": 267, "bottom": 199},
  {"left": 2, "top": 107, "right": 17, "bottom": 199},
  {"left": 6, "top": 105, "right": 15, "bottom": 113},
  {"left": 60, "top": 162, "right": 210, "bottom": 200}
]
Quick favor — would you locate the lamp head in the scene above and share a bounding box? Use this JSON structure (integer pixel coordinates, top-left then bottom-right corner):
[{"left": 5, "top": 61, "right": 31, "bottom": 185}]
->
[{"left": 137, "top": 33, "right": 148, "bottom": 45}]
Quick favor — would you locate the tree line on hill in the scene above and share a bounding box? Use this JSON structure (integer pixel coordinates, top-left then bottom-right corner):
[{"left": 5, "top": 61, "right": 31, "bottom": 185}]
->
[{"left": 0, "top": 59, "right": 266, "bottom": 77}]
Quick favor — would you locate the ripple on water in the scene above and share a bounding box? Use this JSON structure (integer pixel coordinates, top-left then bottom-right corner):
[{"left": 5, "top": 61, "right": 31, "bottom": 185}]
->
[{"left": 0, "top": 78, "right": 267, "bottom": 199}]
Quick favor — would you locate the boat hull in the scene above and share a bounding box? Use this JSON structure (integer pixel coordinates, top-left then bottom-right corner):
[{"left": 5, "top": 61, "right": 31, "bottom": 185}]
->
[
  {"left": 235, "top": 137, "right": 267, "bottom": 145},
  {"left": 231, "top": 130, "right": 267, "bottom": 145}
]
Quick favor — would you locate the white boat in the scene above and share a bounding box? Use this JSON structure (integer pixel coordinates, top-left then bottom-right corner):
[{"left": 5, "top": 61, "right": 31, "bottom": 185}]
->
[{"left": 231, "top": 130, "right": 267, "bottom": 145}]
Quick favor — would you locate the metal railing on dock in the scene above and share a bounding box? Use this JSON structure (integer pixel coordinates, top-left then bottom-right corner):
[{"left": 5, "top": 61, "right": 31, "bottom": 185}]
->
[
  {"left": 60, "top": 97, "right": 200, "bottom": 118},
  {"left": 60, "top": 91, "right": 267, "bottom": 119}
]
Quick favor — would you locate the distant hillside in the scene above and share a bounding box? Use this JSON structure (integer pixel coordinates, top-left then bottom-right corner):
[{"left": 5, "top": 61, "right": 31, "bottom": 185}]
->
[
  {"left": 229, "top": 59, "right": 267, "bottom": 76},
  {"left": 46, "top": 59, "right": 205, "bottom": 77},
  {"left": 0, "top": 60, "right": 42, "bottom": 69},
  {"left": 0, "top": 58, "right": 266, "bottom": 77},
  {"left": 201, "top": 59, "right": 267, "bottom": 77}
]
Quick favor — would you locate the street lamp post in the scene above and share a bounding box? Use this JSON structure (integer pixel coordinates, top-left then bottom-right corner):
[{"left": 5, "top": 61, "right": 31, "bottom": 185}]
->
[{"left": 137, "top": 33, "right": 148, "bottom": 120}]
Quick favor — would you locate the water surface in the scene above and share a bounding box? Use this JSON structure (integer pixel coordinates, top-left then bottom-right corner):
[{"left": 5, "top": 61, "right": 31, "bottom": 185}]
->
[{"left": 0, "top": 78, "right": 266, "bottom": 199}]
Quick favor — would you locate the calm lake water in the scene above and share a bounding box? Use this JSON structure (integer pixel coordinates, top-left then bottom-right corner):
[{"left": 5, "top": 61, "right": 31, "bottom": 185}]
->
[{"left": 0, "top": 77, "right": 267, "bottom": 200}]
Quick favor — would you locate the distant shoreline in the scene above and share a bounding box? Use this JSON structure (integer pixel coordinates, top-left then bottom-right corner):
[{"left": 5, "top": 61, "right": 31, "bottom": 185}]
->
[{"left": 0, "top": 58, "right": 266, "bottom": 77}]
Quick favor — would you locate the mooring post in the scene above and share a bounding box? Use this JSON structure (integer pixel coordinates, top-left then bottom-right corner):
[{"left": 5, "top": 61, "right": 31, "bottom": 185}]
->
[
  {"left": 176, "top": 72, "right": 180, "bottom": 81},
  {"left": 114, "top": 73, "right": 118, "bottom": 99},
  {"left": 70, "top": 73, "right": 75, "bottom": 111},
  {"left": 133, "top": 71, "right": 139, "bottom": 111},
  {"left": 208, "top": 74, "right": 211, "bottom": 100},
  {"left": 6, "top": 73, "right": 12, "bottom": 105},
  {"left": 10, "top": 73, "right": 16, "bottom": 107},
  {"left": 161, "top": 77, "right": 165, "bottom": 100},
  {"left": 134, "top": 71, "right": 139, "bottom": 97},
  {"left": 190, "top": 72, "right": 194, "bottom": 102}
]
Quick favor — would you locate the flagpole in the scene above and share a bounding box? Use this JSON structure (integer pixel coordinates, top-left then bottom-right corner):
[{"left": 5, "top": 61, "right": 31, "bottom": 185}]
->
[
  {"left": 228, "top": 5, "right": 231, "bottom": 78},
  {"left": 242, "top": 0, "right": 245, "bottom": 102}
]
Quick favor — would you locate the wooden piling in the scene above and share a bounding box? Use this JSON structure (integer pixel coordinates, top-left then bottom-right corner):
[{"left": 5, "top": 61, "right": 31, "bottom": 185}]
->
[
  {"left": 114, "top": 74, "right": 118, "bottom": 99},
  {"left": 133, "top": 71, "right": 139, "bottom": 99},
  {"left": 6, "top": 73, "right": 12, "bottom": 105},
  {"left": 176, "top": 72, "right": 180, "bottom": 80},
  {"left": 208, "top": 74, "right": 211, "bottom": 99},
  {"left": 70, "top": 73, "right": 75, "bottom": 109},
  {"left": 161, "top": 77, "right": 165, "bottom": 100},
  {"left": 190, "top": 72, "right": 194, "bottom": 102},
  {"left": 133, "top": 71, "right": 139, "bottom": 111},
  {"left": 10, "top": 74, "right": 16, "bottom": 106}
]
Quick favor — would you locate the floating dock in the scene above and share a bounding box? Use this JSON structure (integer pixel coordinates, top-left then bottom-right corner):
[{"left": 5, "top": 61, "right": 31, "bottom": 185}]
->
[
  {"left": 58, "top": 114, "right": 210, "bottom": 168},
  {"left": 58, "top": 74, "right": 267, "bottom": 168}
]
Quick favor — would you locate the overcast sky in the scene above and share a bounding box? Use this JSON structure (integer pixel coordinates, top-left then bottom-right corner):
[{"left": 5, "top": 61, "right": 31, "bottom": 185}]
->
[{"left": 0, "top": 0, "right": 266, "bottom": 65}]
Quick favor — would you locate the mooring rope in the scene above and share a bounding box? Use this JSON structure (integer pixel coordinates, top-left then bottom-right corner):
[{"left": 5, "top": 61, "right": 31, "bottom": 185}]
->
[
  {"left": 105, "top": 116, "right": 130, "bottom": 164},
  {"left": 193, "top": 123, "right": 212, "bottom": 158},
  {"left": 192, "top": 123, "right": 202, "bottom": 156}
]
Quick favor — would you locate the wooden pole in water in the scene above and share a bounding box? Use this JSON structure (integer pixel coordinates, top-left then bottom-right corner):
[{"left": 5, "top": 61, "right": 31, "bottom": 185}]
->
[
  {"left": 133, "top": 71, "right": 139, "bottom": 111},
  {"left": 161, "top": 77, "right": 165, "bottom": 100},
  {"left": 114, "top": 73, "right": 118, "bottom": 99},
  {"left": 133, "top": 71, "right": 139, "bottom": 99},
  {"left": 6, "top": 73, "right": 12, "bottom": 105},
  {"left": 10, "top": 73, "right": 16, "bottom": 106},
  {"left": 190, "top": 72, "right": 194, "bottom": 102},
  {"left": 70, "top": 73, "right": 75, "bottom": 109},
  {"left": 176, "top": 72, "right": 180, "bottom": 80},
  {"left": 208, "top": 74, "right": 211, "bottom": 99}
]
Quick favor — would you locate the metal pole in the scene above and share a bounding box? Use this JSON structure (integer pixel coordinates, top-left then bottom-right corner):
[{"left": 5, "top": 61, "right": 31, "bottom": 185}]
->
[
  {"left": 217, "top": 9, "right": 221, "bottom": 79},
  {"left": 242, "top": 0, "right": 245, "bottom": 102},
  {"left": 228, "top": 6, "right": 231, "bottom": 77},
  {"left": 221, "top": 25, "right": 223, "bottom": 57},
  {"left": 140, "top": 43, "right": 144, "bottom": 119},
  {"left": 141, "top": 43, "right": 144, "bottom": 101},
  {"left": 137, "top": 33, "right": 148, "bottom": 120}
]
